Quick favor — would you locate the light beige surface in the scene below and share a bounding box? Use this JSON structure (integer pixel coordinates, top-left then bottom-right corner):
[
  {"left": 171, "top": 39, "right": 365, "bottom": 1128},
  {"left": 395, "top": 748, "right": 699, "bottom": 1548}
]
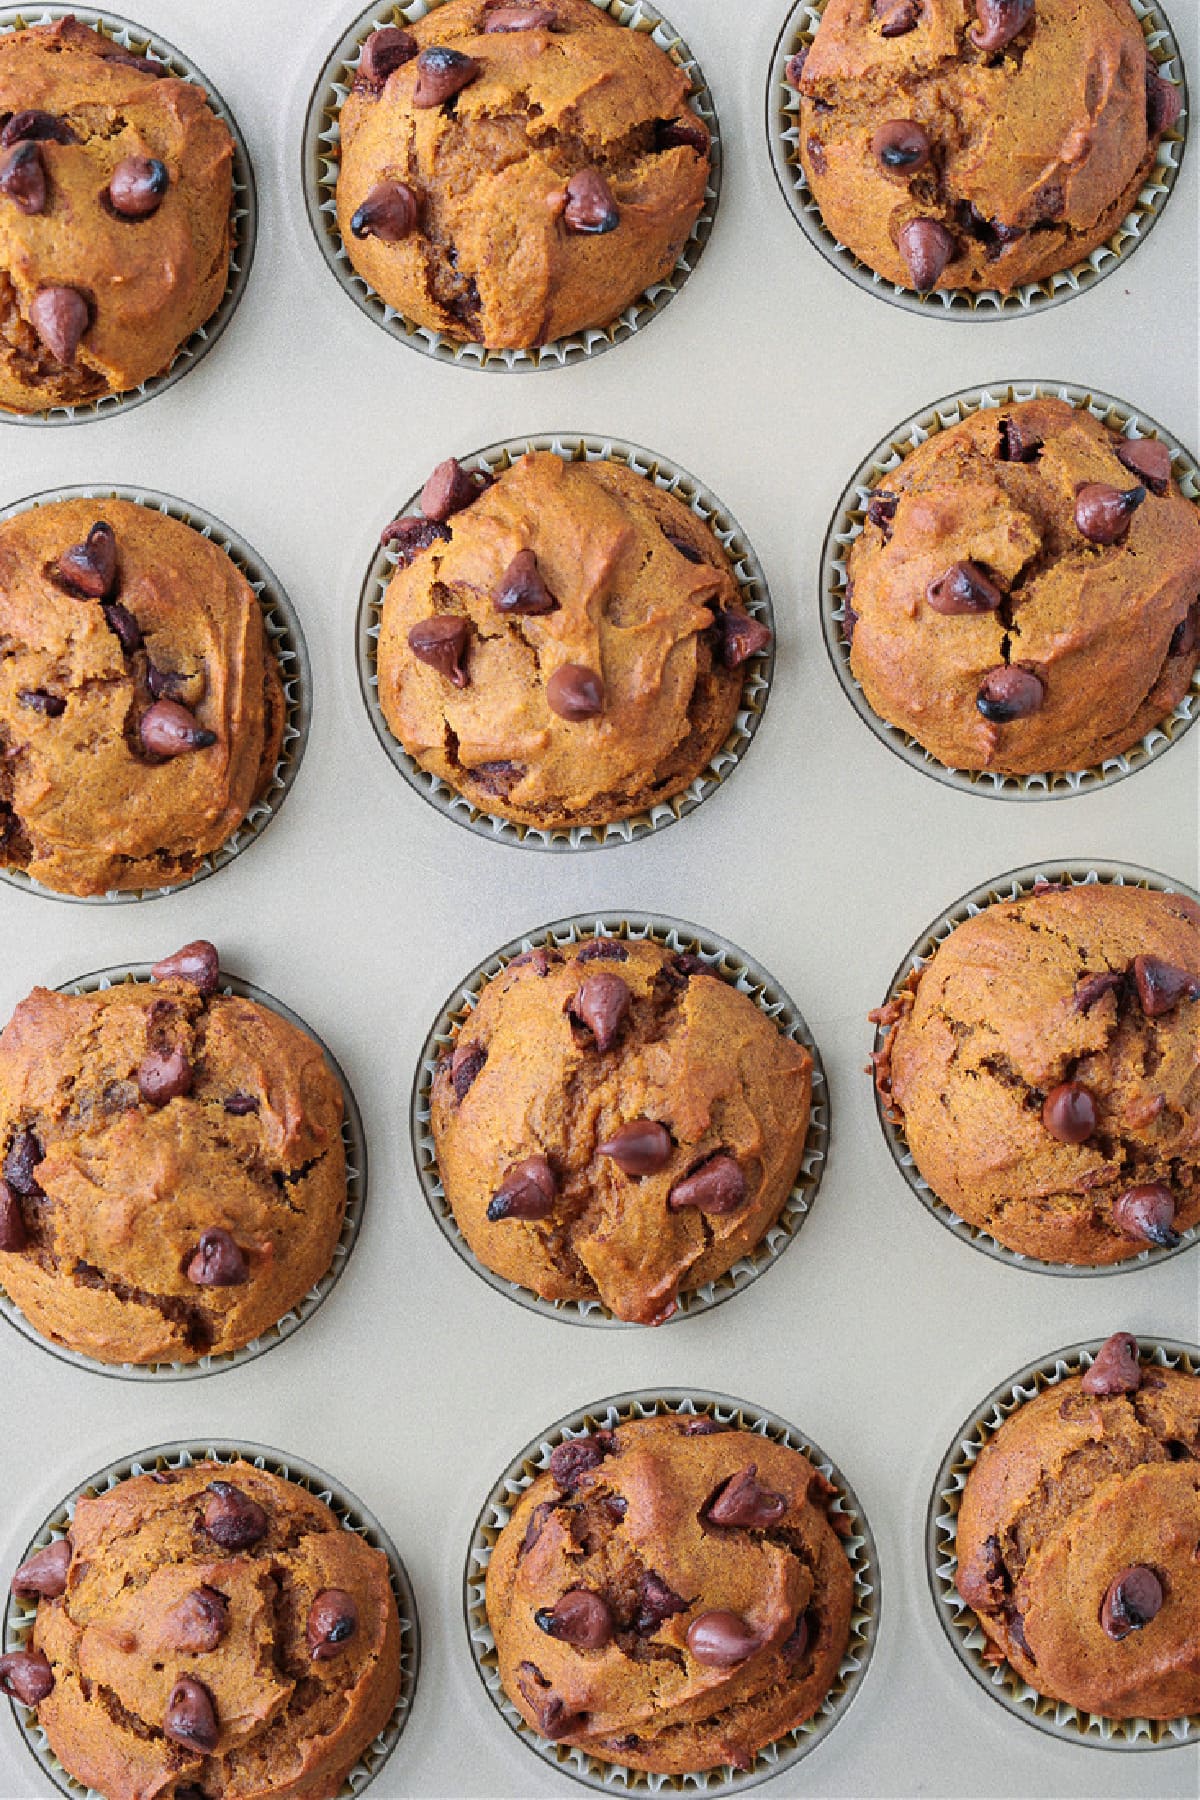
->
[{"left": 0, "top": 2, "right": 1197, "bottom": 1797}]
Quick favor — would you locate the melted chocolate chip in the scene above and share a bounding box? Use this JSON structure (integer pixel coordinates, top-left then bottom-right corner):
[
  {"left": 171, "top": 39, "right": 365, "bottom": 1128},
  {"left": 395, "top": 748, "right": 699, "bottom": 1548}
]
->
[
  {"left": 976, "top": 666, "right": 1044, "bottom": 723},
  {"left": 535, "top": 1590, "right": 613, "bottom": 1648},
  {"left": 564, "top": 170, "right": 619, "bottom": 234},
  {"left": 10, "top": 1537, "right": 71, "bottom": 1599},
  {"left": 0, "top": 1650, "right": 53, "bottom": 1705},
  {"left": 152, "top": 940, "right": 220, "bottom": 995},
  {"left": 0, "top": 141, "right": 45, "bottom": 213},
  {"left": 926, "top": 561, "right": 1003, "bottom": 615},
  {"left": 163, "top": 1676, "right": 218, "bottom": 1753},
  {"left": 356, "top": 26, "right": 418, "bottom": 90},
  {"left": 413, "top": 46, "right": 480, "bottom": 108},
  {"left": 139, "top": 700, "right": 216, "bottom": 758},
  {"left": 1101, "top": 1565, "right": 1163, "bottom": 1640},
  {"left": 634, "top": 1570, "right": 688, "bottom": 1634},
  {"left": 549, "top": 1437, "right": 607, "bottom": 1494},
  {"left": 686, "top": 1610, "right": 760, "bottom": 1666},
  {"left": 380, "top": 516, "right": 451, "bottom": 566},
  {"left": 200, "top": 1482, "right": 268, "bottom": 1551},
  {"left": 451, "top": 1041, "right": 487, "bottom": 1101},
  {"left": 185, "top": 1228, "right": 249, "bottom": 1287},
  {"left": 1131, "top": 955, "right": 1199, "bottom": 1017},
  {"left": 4, "top": 1128, "right": 44, "bottom": 1197},
  {"left": 970, "top": 0, "right": 1035, "bottom": 54},
  {"left": 702, "top": 1465, "right": 787, "bottom": 1529},
  {"left": 0, "top": 1181, "right": 27, "bottom": 1251},
  {"left": 1081, "top": 1332, "right": 1142, "bottom": 1396}
]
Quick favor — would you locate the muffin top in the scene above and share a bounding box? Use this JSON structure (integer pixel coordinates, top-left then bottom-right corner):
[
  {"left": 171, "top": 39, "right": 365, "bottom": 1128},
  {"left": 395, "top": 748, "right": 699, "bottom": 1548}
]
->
[
  {"left": 430, "top": 935, "right": 812, "bottom": 1323},
  {"left": 795, "top": 0, "right": 1181, "bottom": 294},
  {"left": 0, "top": 18, "right": 234, "bottom": 412},
  {"left": 0, "top": 498, "right": 284, "bottom": 896},
  {"left": 845, "top": 399, "right": 1200, "bottom": 775},
  {"left": 0, "top": 943, "right": 346, "bottom": 1365},
  {"left": 4, "top": 1460, "right": 400, "bottom": 1800},
  {"left": 486, "top": 1414, "right": 855, "bottom": 1773},
  {"left": 376, "top": 452, "right": 768, "bottom": 830},
  {"left": 335, "top": 0, "right": 709, "bottom": 349},
  {"left": 875, "top": 882, "right": 1200, "bottom": 1264},
  {"left": 955, "top": 1336, "right": 1200, "bottom": 1719}
]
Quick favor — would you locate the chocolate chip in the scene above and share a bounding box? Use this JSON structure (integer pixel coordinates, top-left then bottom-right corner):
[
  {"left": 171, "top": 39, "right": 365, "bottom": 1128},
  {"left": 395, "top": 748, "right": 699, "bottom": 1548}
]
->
[
  {"left": 571, "top": 972, "right": 630, "bottom": 1052},
  {"left": 1075, "top": 482, "right": 1146, "bottom": 544},
  {"left": 0, "top": 1650, "right": 53, "bottom": 1706},
  {"left": 926, "top": 561, "right": 1003, "bottom": 615},
  {"left": 413, "top": 46, "right": 480, "bottom": 108},
  {"left": 0, "top": 142, "right": 46, "bottom": 213},
  {"left": 897, "top": 218, "right": 955, "bottom": 290},
  {"left": 958, "top": 1532, "right": 1010, "bottom": 1610},
  {"left": 423, "top": 458, "right": 492, "bottom": 523},
  {"left": 535, "top": 1590, "right": 613, "bottom": 1649},
  {"left": 871, "top": 119, "right": 930, "bottom": 173},
  {"left": 201, "top": 1482, "right": 268, "bottom": 1551},
  {"left": 509, "top": 946, "right": 562, "bottom": 976},
  {"left": 664, "top": 530, "right": 703, "bottom": 563},
  {"left": 487, "top": 1155, "right": 557, "bottom": 1222},
  {"left": 164, "top": 1586, "right": 229, "bottom": 1653},
  {"left": 139, "top": 699, "right": 216, "bottom": 758},
  {"left": 1101, "top": 1565, "right": 1162, "bottom": 1640},
  {"left": 667, "top": 1153, "right": 747, "bottom": 1214},
  {"left": 380, "top": 516, "right": 451, "bottom": 565},
  {"left": 575, "top": 939, "right": 628, "bottom": 964},
  {"left": 516, "top": 1662, "right": 586, "bottom": 1740},
  {"left": 1000, "top": 417, "right": 1043, "bottom": 462},
  {"left": 785, "top": 49, "right": 808, "bottom": 87},
  {"left": 546, "top": 663, "right": 603, "bottom": 720},
  {"left": 350, "top": 180, "right": 419, "bottom": 242},
  {"left": 11, "top": 1538, "right": 71, "bottom": 1598},
  {"left": 484, "top": 5, "right": 557, "bottom": 28},
  {"left": 669, "top": 953, "right": 709, "bottom": 981},
  {"left": 1113, "top": 1184, "right": 1179, "bottom": 1249},
  {"left": 702, "top": 1466, "right": 787, "bottom": 1530},
  {"left": 408, "top": 616, "right": 470, "bottom": 686},
  {"left": 597, "top": 1120, "right": 672, "bottom": 1176},
  {"left": 496, "top": 548, "right": 557, "bottom": 615},
  {"left": 1147, "top": 57, "right": 1183, "bottom": 135},
  {"left": 164, "top": 1675, "right": 218, "bottom": 1753},
  {"left": 18, "top": 689, "right": 65, "bottom": 717},
  {"left": 137, "top": 1045, "right": 192, "bottom": 1106},
  {"left": 306, "top": 1589, "right": 358, "bottom": 1660},
  {"left": 108, "top": 155, "right": 169, "bottom": 219},
  {"left": 1081, "top": 1332, "right": 1142, "bottom": 1396},
  {"left": 356, "top": 26, "right": 418, "bottom": 89},
  {"left": 186, "top": 1228, "right": 249, "bottom": 1287},
  {"left": 468, "top": 759, "right": 525, "bottom": 796},
  {"left": 1131, "top": 955, "right": 1199, "bottom": 1017},
  {"left": 686, "top": 1610, "right": 760, "bottom": 1667},
  {"left": 716, "top": 610, "right": 772, "bottom": 669},
  {"left": 563, "top": 170, "right": 619, "bottom": 235},
  {"left": 874, "top": 0, "right": 920, "bottom": 33},
  {"left": 1073, "top": 970, "right": 1122, "bottom": 1012},
  {"left": 656, "top": 117, "right": 708, "bottom": 154},
  {"left": 0, "top": 1181, "right": 27, "bottom": 1251},
  {"left": 101, "top": 601, "right": 141, "bottom": 653},
  {"left": 224, "top": 1092, "right": 259, "bottom": 1116},
  {"left": 5, "top": 1128, "right": 44, "bottom": 1197},
  {"left": 976, "top": 666, "right": 1044, "bottom": 723},
  {"left": 1116, "top": 438, "right": 1172, "bottom": 496},
  {"left": 782, "top": 1612, "right": 811, "bottom": 1660},
  {"left": 98, "top": 44, "right": 166, "bottom": 76},
  {"left": 549, "top": 1437, "right": 607, "bottom": 1494},
  {"left": 970, "top": 0, "right": 1034, "bottom": 53},
  {"left": 519, "top": 1499, "right": 556, "bottom": 1557},
  {"left": 152, "top": 940, "right": 220, "bottom": 995},
  {"left": 866, "top": 492, "right": 898, "bottom": 531},
  {"left": 1041, "top": 1081, "right": 1097, "bottom": 1144},
  {"left": 29, "top": 286, "right": 89, "bottom": 365},
  {"left": 683, "top": 1417, "right": 724, "bottom": 1435},
  {"left": 145, "top": 663, "right": 185, "bottom": 701},
  {"left": 633, "top": 1570, "right": 688, "bottom": 1633},
  {"left": 1170, "top": 606, "right": 1199, "bottom": 657},
  {"left": 46, "top": 518, "right": 109, "bottom": 595},
  {"left": 0, "top": 111, "right": 76, "bottom": 148},
  {"left": 451, "top": 1040, "right": 487, "bottom": 1100}
]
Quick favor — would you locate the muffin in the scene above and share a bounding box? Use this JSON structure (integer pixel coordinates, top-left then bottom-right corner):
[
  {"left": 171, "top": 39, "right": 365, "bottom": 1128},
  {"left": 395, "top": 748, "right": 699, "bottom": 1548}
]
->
[
  {"left": 1, "top": 1458, "right": 401, "bottom": 1798},
  {"left": 0, "top": 17, "right": 235, "bottom": 413},
  {"left": 844, "top": 398, "right": 1200, "bottom": 775},
  {"left": 0, "top": 498, "right": 285, "bottom": 896},
  {"left": 955, "top": 1333, "right": 1200, "bottom": 1720},
  {"left": 430, "top": 933, "right": 812, "bottom": 1323},
  {"left": 793, "top": 0, "right": 1183, "bottom": 295},
  {"left": 0, "top": 940, "right": 346, "bottom": 1364},
  {"left": 873, "top": 881, "right": 1200, "bottom": 1264},
  {"left": 485, "top": 1412, "right": 854, "bottom": 1772},
  {"left": 375, "top": 451, "right": 769, "bottom": 830},
  {"left": 335, "top": 0, "right": 709, "bottom": 349}
]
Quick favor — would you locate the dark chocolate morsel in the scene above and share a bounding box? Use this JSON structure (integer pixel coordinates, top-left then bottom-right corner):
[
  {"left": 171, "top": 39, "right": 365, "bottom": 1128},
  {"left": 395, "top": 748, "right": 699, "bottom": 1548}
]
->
[
  {"left": 152, "top": 940, "right": 220, "bottom": 995},
  {"left": 871, "top": 119, "right": 930, "bottom": 173},
  {"left": 926, "top": 561, "right": 1003, "bottom": 615},
  {"left": 969, "top": 0, "right": 1035, "bottom": 54},
  {"left": 976, "top": 665, "right": 1044, "bottom": 724},
  {"left": 451, "top": 1040, "right": 487, "bottom": 1100},
  {"left": 999, "top": 417, "right": 1043, "bottom": 462},
  {"left": 57, "top": 521, "right": 116, "bottom": 598},
  {"left": 186, "top": 1228, "right": 249, "bottom": 1287},
  {"left": 163, "top": 1676, "right": 219, "bottom": 1753},
  {"left": 137, "top": 1046, "right": 193, "bottom": 1106},
  {"left": 1113, "top": 1184, "right": 1179, "bottom": 1249},
  {"left": 535, "top": 1590, "right": 613, "bottom": 1649},
  {"left": 546, "top": 664, "right": 604, "bottom": 720},
  {"left": 703, "top": 1465, "right": 788, "bottom": 1529},
  {"left": 1146, "top": 57, "right": 1183, "bottom": 135},
  {"left": 356, "top": 26, "right": 418, "bottom": 89},
  {"left": 350, "top": 181, "right": 418, "bottom": 242},
  {"left": 1131, "top": 955, "right": 1199, "bottom": 1017},
  {"left": 1073, "top": 970, "right": 1122, "bottom": 1013},
  {"left": 29, "top": 286, "right": 89, "bottom": 365},
  {"left": 496, "top": 548, "right": 557, "bottom": 615},
  {"left": 897, "top": 217, "right": 955, "bottom": 290},
  {"left": 139, "top": 700, "right": 216, "bottom": 757},
  {"left": 488, "top": 1155, "right": 557, "bottom": 1222},
  {"left": 563, "top": 169, "right": 619, "bottom": 234},
  {"left": 1117, "top": 437, "right": 1172, "bottom": 496},
  {"left": 1074, "top": 482, "right": 1146, "bottom": 544},
  {"left": 549, "top": 1437, "right": 607, "bottom": 1494},
  {"left": 485, "top": 5, "right": 558, "bottom": 29},
  {"left": 307, "top": 1589, "right": 359, "bottom": 1660},
  {"left": 3, "top": 1129, "right": 42, "bottom": 1197},
  {"left": 164, "top": 1585, "right": 229, "bottom": 1654},
  {"left": 101, "top": 601, "right": 142, "bottom": 653},
  {"left": 380, "top": 516, "right": 451, "bottom": 565},
  {"left": 1081, "top": 1332, "right": 1142, "bottom": 1396},
  {"left": 413, "top": 46, "right": 481, "bottom": 108},
  {"left": 571, "top": 973, "right": 630, "bottom": 1052},
  {"left": 596, "top": 1120, "right": 672, "bottom": 1176},
  {"left": 108, "top": 156, "right": 169, "bottom": 219},
  {"left": 686, "top": 1610, "right": 760, "bottom": 1667},
  {"left": 420, "top": 457, "right": 490, "bottom": 521},
  {"left": 0, "top": 111, "right": 77, "bottom": 148},
  {"left": 0, "top": 141, "right": 46, "bottom": 214},
  {"left": 0, "top": 1650, "right": 54, "bottom": 1706},
  {"left": 874, "top": 0, "right": 921, "bottom": 34},
  {"left": 200, "top": 1482, "right": 268, "bottom": 1550},
  {"left": 224, "top": 1092, "right": 259, "bottom": 1116},
  {"left": 667, "top": 1153, "right": 746, "bottom": 1214},
  {"left": 717, "top": 610, "right": 772, "bottom": 668},
  {"left": 1100, "top": 1566, "right": 1163, "bottom": 1640},
  {"left": 656, "top": 117, "right": 708, "bottom": 153},
  {"left": 408, "top": 615, "right": 470, "bottom": 687},
  {"left": 634, "top": 1570, "right": 689, "bottom": 1633},
  {"left": 10, "top": 1537, "right": 71, "bottom": 1599},
  {"left": 1041, "top": 1081, "right": 1097, "bottom": 1144}
]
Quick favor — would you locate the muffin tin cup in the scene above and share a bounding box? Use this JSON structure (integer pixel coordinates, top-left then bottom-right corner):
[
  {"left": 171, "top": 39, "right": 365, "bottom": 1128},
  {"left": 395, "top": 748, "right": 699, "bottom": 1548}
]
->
[
  {"left": 412, "top": 912, "right": 828, "bottom": 1326},
  {"left": 768, "top": 0, "right": 1188, "bottom": 320},
  {"left": 359, "top": 434, "right": 774, "bottom": 850},
  {"left": 821, "top": 381, "right": 1200, "bottom": 799},
  {"left": 2, "top": 1439, "right": 420, "bottom": 1797},
  {"left": 465, "top": 1388, "right": 879, "bottom": 1792},
  {"left": 303, "top": 0, "right": 720, "bottom": 372},
  {"left": 927, "top": 1336, "right": 1200, "bottom": 1751},
  {"left": 0, "top": 960, "right": 367, "bottom": 1380},
  {"left": 0, "top": 485, "right": 311, "bottom": 903},
  {"left": 872, "top": 859, "right": 1200, "bottom": 1277},
  {"left": 0, "top": 6, "right": 256, "bottom": 426}
]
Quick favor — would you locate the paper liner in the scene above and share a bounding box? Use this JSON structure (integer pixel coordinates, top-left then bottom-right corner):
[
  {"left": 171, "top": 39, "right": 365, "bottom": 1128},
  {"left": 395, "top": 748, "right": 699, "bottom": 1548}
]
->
[
  {"left": 1, "top": 1440, "right": 419, "bottom": 1796},
  {"left": 0, "top": 485, "right": 310, "bottom": 902},
  {"left": 821, "top": 381, "right": 1200, "bottom": 799},
  {"left": 303, "top": 0, "right": 720, "bottom": 371},
  {"left": 928, "top": 1337, "right": 1200, "bottom": 1751},
  {"left": 0, "top": 6, "right": 255, "bottom": 425},
  {"left": 464, "top": 1389, "right": 878, "bottom": 1792},
  {"left": 412, "top": 913, "right": 828, "bottom": 1326},
  {"left": 872, "top": 860, "right": 1200, "bottom": 1276},
  {"left": 359, "top": 435, "right": 774, "bottom": 850},
  {"left": 0, "top": 962, "right": 367, "bottom": 1379},
  {"left": 768, "top": 0, "right": 1187, "bottom": 319}
]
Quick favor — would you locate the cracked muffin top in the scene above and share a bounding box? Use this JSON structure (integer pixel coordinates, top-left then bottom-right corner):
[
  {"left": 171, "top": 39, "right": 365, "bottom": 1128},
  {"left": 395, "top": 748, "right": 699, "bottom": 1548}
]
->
[
  {"left": 335, "top": 0, "right": 709, "bottom": 349},
  {"left": 2, "top": 1460, "right": 401, "bottom": 1800},
  {"left": 955, "top": 1334, "right": 1200, "bottom": 1720},
  {"left": 844, "top": 399, "right": 1200, "bottom": 776},
  {"left": 873, "top": 882, "right": 1200, "bottom": 1264},
  {"left": 375, "top": 451, "right": 769, "bottom": 830},
  {"left": 485, "top": 1413, "right": 855, "bottom": 1773},
  {"left": 0, "top": 941, "right": 346, "bottom": 1365},
  {"left": 0, "top": 17, "right": 234, "bottom": 413},
  {"left": 430, "top": 934, "right": 813, "bottom": 1323},
  {"left": 0, "top": 498, "right": 285, "bottom": 896},
  {"left": 793, "top": 0, "right": 1182, "bottom": 295}
]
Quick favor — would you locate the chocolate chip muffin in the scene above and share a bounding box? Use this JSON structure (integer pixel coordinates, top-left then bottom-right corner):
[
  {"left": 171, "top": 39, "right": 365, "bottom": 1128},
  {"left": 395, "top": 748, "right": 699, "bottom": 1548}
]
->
[
  {"left": 2, "top": 1459, "right": 401, "bottom": 1798},
  {"left": 0, "top": 941, "right": 347, "bottom": 1365},
  {"left": 335, "top": 0, "right": 709, "bottom": 349},
  {"left": 485, "top": 1413, "right": 854, "bottom": 1772},
  {"left": 794, "top": 0, "right": 1183, "bottom": 294},
  {"left": 0, "top": 17, "right": 235, "bottom": 413},
  {"left": 430, "top": 934, "right": 812, "bottom": 1323},
  {"left": 375, "top": 451, "right": 769, "bottom": 830},
  {"left": 0, "top": 498, "right": 285, "bottom": 896},
  {"left": 845, "top": 399, "right": 1200, "bottom": 775},
  {"left": 955, "top": 1334, "right": 1200, "bottom": 1719},
  {"left": 873, "top": 882, "right": 1200, "bottom": 1264}
]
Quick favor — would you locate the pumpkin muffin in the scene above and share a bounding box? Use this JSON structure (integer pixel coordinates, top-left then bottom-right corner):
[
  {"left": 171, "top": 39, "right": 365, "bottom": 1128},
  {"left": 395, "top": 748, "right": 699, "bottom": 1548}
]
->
[
  {"left": 0, "top": 497, "right": 284, "bottom": 896},
  {"left": 430, "top": 934, "right": 812, "bottom": 1323},
  {"left": 375, "top": 451, "right": 769, "bottom": 830},
  {"left": 844, "top": 398, "right": 1200, "bottom": 775},
  {"left": 1, "top": 1459, "right": 401, "bottom": 1798},
  {"left": 0, "top": 16, "right": 235, "bottom": 413},
  {"left": 0, "top": 940, "right": 346, "bottom": 1365},
  {"left": 485, "top": 1412, "right": 854, "bottom": 1772},
  {"left": 335, "top": 0, "right": 709, "bottom": 349},
  {"left": 873, "top": 881, "right": 1200, "bottom": 1264},
  {"left": 793, "top": 0, "right": 1183, "bottom": 294},
  {"left": 955, "top": 1333, "right": 1200, "bottom": 1720}
]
